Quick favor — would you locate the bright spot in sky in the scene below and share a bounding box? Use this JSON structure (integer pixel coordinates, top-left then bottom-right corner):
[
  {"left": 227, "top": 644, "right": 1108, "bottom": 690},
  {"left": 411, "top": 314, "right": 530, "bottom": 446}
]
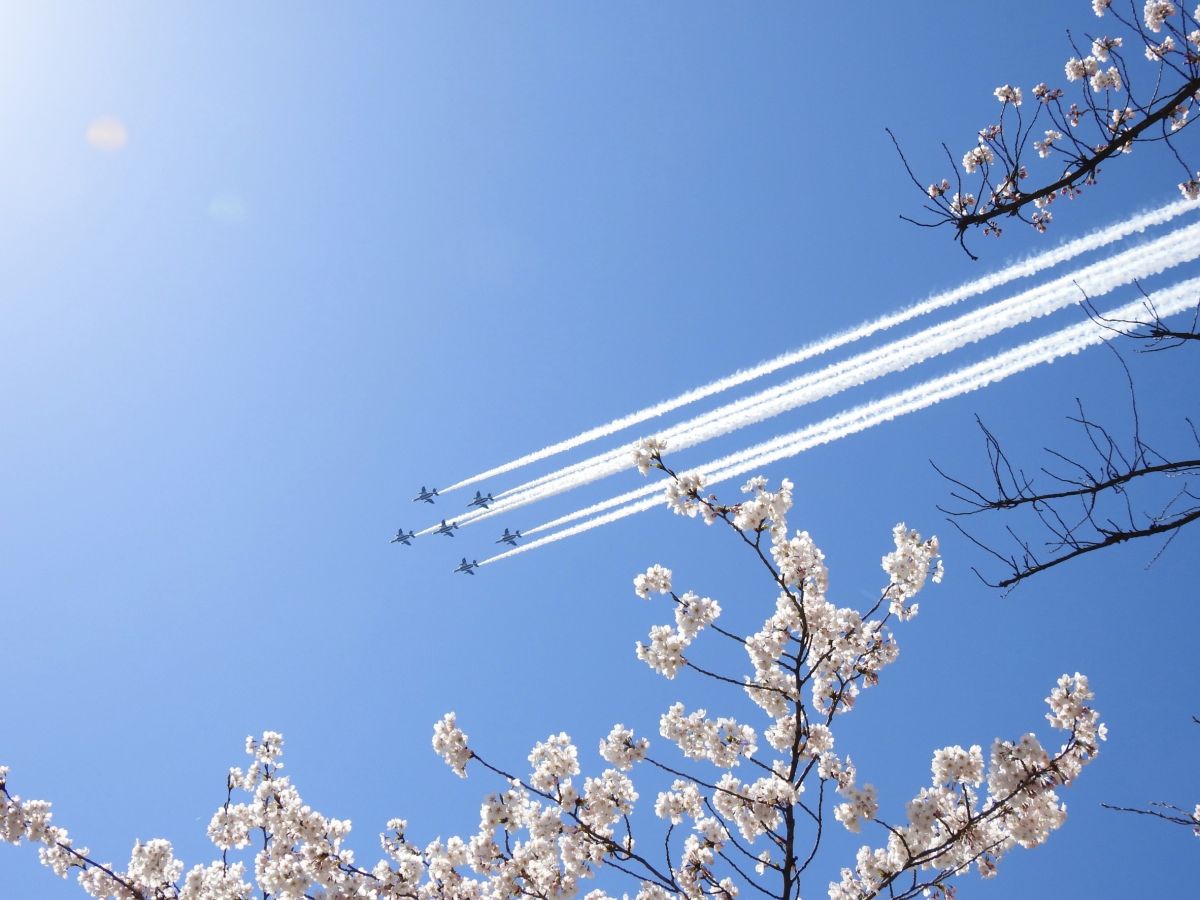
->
[
  {"left": 85, "top": 117, "right": 128, "bottom": 151},
  {"left": 208, "top": 190, "right": 249, "bottom": 223}
]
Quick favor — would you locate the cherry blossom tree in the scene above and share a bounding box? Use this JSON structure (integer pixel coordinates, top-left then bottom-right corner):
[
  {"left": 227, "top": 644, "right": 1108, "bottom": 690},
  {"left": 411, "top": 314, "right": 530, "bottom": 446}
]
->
[
  {"left": 1, "top": 444, "right": 1109, "bottom": 899},
  {"left": 892, "top": 0, "right": 1200, "bottom": 256}
]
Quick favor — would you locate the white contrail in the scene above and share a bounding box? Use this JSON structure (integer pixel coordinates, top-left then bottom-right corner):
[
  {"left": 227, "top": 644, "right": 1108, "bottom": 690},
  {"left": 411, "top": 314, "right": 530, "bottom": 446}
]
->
[
  {"left": 492, "top": 221, "right": 1200, "bottom": 510},
  {"left": 438, "top": 199, "right": 1197, "bottom": 497},
  {"left": 482, "top": 275, "right": 1200, "bottom": 564},
  {"left": 452, "top": 221, "right": 1200, "bottom": 533}
]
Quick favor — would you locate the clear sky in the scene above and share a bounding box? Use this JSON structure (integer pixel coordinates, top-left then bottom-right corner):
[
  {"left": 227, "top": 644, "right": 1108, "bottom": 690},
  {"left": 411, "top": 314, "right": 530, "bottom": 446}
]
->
[{"left": 2, "top": 2, "right": 1197, "bottom": 897}]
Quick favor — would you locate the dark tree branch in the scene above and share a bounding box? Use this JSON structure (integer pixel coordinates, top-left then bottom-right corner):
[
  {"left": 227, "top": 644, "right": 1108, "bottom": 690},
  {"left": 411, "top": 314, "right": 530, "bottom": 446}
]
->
[{"left": 935, "top": 319, "right": 1200, "bottom": 588}]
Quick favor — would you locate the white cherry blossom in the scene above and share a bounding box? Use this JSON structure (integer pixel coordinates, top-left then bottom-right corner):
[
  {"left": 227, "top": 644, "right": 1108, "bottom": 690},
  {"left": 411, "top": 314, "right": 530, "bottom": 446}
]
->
[
  {"left": 631, "top": 436, "right": 668, "bottom": 475},
  {"left": 0, "top": 463, "right": 1118, "bottom": 900}
]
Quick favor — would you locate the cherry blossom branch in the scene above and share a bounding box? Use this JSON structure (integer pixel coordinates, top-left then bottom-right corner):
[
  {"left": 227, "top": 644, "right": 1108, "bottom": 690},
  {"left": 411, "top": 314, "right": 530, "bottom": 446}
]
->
[
  {"left": 892, "top": 0, "right": 1200, "bottom": 253},
  {"left": 467, "top": 752, "right": 679, "bottom": 892},
  {"left": 0, "top": 782, "right": 148, "bottom": 899}
]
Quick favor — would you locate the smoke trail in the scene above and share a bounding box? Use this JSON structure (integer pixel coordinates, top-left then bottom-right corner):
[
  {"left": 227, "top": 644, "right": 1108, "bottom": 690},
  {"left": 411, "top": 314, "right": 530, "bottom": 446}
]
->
[
  {"left": 440, "top": 200, "right": 1197, "bottom": 496},
  {"left": 455, "top": 221, "right": 1200, "bottom": 532},
  {"left": 488, "top": 222, "right": 1200, "bottom": 512},
  {"left": 482, "top": 275, "right": 1200, "bottom": 563}
]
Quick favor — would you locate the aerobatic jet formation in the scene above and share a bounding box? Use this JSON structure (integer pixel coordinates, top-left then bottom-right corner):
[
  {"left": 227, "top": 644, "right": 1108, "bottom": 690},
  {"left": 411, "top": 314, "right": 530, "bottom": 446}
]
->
[
  {"left": 395, "top": 482, "right": 497, "bottom": 573},
  {"left": 467, "top": 491, "right": 495, "bottom": 510}
]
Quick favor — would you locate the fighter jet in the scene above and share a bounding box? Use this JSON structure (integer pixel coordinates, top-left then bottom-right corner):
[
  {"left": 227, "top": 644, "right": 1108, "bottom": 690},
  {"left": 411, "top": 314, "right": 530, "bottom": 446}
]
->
[
  {"left": 413, "top": 486, "right": 439, "bottom": 504},
  {"left": 467, "top": 491, "right": 495, "bottom": 510},
  {"left": 390, "top": 529, "right": 416, "bottom": 546},
  {"left": 453, "top": 558, "right": 479, "bottom": 575},
  {"left": 434, "top": 519, "right": 459, "bottom": 537},
  {"left": 496, "top": 528, "right": 522, "bottom": 547}
]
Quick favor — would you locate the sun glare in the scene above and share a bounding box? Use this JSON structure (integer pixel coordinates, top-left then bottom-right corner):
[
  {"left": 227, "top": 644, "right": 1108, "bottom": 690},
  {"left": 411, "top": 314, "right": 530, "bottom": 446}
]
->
[{"left": 85, "top": 116, "right": 128, "bottom": 151}]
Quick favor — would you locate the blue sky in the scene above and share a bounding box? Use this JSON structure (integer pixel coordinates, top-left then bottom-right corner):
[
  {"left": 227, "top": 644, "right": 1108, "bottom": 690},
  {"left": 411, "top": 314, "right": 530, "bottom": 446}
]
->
[{"left": 2, "top": 2, "right": 1197, "bottom": 896}]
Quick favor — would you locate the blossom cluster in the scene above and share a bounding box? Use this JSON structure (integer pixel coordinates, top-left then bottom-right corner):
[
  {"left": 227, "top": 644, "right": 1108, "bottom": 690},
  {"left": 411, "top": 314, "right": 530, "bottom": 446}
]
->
[
  {"left": 631, "top": 436, "right": 668, "bottom": 476},
  {"left": 829, "top": 674, "right": 1106, "bottom": 898},
  {"left": 664, "top": 470, "right": 713, "bottom": 523},
  {"left": 634, "top": 587, "right": 721, "bottom": 679},
  {"left": 880, "top": 522, "right": 943, "bottom": 619}
]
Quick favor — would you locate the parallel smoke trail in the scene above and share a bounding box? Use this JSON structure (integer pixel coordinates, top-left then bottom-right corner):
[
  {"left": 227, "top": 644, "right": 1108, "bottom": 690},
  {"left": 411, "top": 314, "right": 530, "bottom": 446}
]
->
[
  {"left": 439, "top": 200, "right": 1196, "bottom": 497},
  {"left": 486, "top": 222, "right": 1200, "bottom": 515},
  {"left": 481, "top": 274, "right": 1200, "bottom": 564},
  {"left": 448, "top": 221, "right": 1200, "bottom": 534}
]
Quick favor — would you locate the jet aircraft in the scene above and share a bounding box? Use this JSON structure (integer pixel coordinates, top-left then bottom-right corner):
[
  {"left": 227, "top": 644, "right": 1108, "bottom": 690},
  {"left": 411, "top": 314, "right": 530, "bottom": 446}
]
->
[
  {"left": 390, "top": 529, "right": 416, "bottom": 546},
  {"left": 434, "top": 519, "right": 459, "bottom": 537},
  {"left": 413, "top": 486, "right": 439, "bottom": 504},
  {"left": 467, "top": 491, "right": 495, "bottom": 510},
  {"left": 496, "top": 528, "right": 522, "bottom": 547},
  {"left": 453, "top": 558, "right": 479, "bottom": 575}
]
